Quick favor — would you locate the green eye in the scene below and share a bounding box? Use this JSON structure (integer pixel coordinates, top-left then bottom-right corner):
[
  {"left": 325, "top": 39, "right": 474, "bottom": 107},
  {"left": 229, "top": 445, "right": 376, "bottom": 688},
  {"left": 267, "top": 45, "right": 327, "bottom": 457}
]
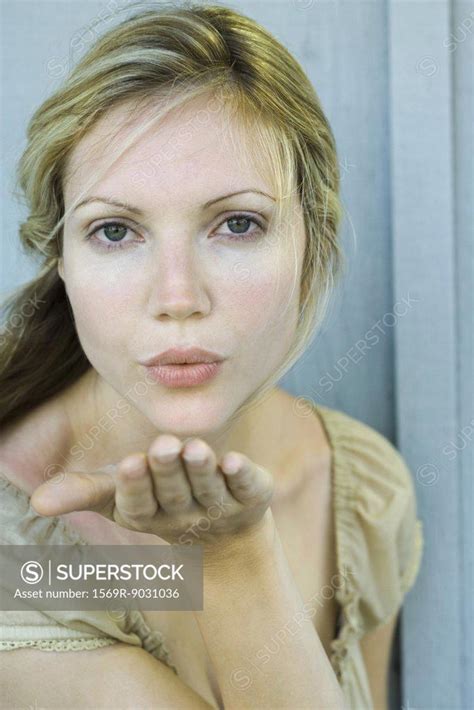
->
[
  {"left": 215, "top": 213, "right": 265, "bottom": 241},
  {"left": 86, "top": 221, "right": 135, "bottom": 250},
  {"left": 102, "top": 223, "right": 129, "bottom": 241}
]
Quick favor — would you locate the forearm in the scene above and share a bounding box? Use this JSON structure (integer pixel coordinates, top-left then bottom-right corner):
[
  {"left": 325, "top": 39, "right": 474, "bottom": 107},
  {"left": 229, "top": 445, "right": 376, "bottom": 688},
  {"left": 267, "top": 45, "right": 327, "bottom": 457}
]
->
[{"left": 193, "top": 509, "right": 347, "bottom": 710}]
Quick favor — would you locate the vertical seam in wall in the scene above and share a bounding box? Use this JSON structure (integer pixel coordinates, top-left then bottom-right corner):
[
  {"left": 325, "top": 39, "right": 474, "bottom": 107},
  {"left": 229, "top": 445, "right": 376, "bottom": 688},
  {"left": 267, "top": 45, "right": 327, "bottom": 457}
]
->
[
  {"left": 384, "top": 0, "right": 397, "bottom": 450},
  {"left": 384, "top": 2, "right": 402, "bottom": 710},
  {"left": 449, "top": 1, "right": 464, "bottom": 706}
]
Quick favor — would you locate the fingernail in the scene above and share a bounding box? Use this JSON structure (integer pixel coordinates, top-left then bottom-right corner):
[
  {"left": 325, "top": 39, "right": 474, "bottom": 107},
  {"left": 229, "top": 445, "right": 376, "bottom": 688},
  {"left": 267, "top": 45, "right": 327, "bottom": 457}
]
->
[
  {"left": 222, "top": 454, "right": 241, "bottom": 474},
  {"left": 183, "top": 443, "right": 208, "bottom": 464},
  {"left": 153, "top": 446, "right": 181, "bottom": 462}
]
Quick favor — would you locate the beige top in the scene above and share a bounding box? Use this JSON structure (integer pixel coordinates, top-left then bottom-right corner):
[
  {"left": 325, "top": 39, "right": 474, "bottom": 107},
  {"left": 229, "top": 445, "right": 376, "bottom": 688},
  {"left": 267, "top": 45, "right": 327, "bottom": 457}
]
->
[{"left": 0, "top": 403, "right": 424, "bottom": 709}]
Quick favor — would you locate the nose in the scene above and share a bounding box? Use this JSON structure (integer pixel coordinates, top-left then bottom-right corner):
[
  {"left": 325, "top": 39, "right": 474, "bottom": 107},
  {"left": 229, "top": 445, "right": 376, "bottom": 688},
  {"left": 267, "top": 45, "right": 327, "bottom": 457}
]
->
[{"left": 147, "top": 241, "right": 211, "bottom": 321}]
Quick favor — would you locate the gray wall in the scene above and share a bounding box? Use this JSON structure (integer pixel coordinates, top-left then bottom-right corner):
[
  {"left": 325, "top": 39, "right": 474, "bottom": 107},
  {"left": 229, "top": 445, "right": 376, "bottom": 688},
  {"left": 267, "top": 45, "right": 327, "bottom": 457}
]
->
[{"left": 1, "top": 1, "right": 472, "bottom": 708}]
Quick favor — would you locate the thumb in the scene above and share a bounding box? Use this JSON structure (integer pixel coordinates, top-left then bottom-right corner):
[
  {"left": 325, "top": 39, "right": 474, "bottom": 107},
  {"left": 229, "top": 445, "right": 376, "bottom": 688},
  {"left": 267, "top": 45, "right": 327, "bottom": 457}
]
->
[{"left": 30, "top": 467, "right": 117, "bottom": 520}]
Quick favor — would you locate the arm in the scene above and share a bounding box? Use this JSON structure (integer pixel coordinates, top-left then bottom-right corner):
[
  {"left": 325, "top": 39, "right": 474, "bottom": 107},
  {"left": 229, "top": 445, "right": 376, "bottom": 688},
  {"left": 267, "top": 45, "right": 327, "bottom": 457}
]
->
[
  {"left": 359, "top": 612, "right": 399, "bottom": 710},
  {"left": 30, "top": 440, "right": 347, "bottom": 708},
  {"left": 0, "top": 643, "right": 216, "bottom": 709},
  {"left": 194, "top": 508, "right": 347, "bottom": 710}
]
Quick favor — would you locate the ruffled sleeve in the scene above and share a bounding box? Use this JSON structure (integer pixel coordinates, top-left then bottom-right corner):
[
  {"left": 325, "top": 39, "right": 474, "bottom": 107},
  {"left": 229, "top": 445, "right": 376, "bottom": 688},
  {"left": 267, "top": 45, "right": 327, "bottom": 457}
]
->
[{"left": 314, "top": 405, "right": 424, "bottom": 688}]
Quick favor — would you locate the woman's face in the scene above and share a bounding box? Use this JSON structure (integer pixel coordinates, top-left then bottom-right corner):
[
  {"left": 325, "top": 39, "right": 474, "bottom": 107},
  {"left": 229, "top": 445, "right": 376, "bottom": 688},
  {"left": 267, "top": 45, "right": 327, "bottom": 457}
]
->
[{"left": 60, "top": 93, "right": 306, "bottom": 436}]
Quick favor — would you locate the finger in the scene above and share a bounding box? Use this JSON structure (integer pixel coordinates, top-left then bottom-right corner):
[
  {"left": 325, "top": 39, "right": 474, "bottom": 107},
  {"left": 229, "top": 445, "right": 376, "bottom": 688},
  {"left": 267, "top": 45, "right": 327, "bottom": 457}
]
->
[
  {"left": 115, "top": 453, "right": 159, "bottom": 522},
  {"left": 30, "top": 469, "right": 116, "bottom": 519},
  {"left": 182, "top": 439, "right": 235, "bottom": 509},
  {"left": 148, "top": 435, "right": 193, "bottom": 513},
  {"left": 220, "top": 454, "right": 274, "bottom": 506}
]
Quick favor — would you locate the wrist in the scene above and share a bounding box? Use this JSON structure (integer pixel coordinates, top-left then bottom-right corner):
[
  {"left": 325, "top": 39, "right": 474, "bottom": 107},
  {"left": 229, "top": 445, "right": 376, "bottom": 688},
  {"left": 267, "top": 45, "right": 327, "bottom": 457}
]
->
[{"left": 201, "top": 508, "right": 277, "bottom": 579}]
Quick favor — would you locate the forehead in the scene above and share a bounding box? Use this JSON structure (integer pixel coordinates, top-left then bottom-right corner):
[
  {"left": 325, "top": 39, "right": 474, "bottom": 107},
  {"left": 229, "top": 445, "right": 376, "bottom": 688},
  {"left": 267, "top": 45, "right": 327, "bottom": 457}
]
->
[{"left": 63, "top": 92, "right": 276, "bottom": 209}]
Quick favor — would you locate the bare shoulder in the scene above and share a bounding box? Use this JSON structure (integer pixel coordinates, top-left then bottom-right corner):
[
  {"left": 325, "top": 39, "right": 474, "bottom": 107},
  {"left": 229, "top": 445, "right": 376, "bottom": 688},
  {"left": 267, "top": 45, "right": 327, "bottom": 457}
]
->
[
  {"left": 0, "top": 643, "right": 215, "bottom": 709},
  {"left": 0, "top": 397, "right": 71, "bottom": 496}
]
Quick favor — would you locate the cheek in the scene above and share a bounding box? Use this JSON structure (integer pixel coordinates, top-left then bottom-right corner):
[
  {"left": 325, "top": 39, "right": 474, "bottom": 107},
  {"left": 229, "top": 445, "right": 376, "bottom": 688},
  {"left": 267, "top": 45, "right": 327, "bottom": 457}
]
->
[
  {"left": 221, "top": 252, "right": 301, "bottom": 342},
  {"left": 64, "top": 266, "right": 135, "bottom": 353}
]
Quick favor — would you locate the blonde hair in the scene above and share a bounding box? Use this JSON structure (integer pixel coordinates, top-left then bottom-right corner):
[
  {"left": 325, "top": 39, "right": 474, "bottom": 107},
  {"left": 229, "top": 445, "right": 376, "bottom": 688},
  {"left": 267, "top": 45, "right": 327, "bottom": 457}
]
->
[{"left": 0, "top": 1, "right": 344, "bottom": 431}]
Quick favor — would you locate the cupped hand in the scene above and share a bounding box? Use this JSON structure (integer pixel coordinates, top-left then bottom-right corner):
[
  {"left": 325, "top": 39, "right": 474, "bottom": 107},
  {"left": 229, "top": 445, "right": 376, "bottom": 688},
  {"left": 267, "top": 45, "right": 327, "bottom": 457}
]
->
[{"left": 30, "top": 435, "right": 275, "bottom": 547}]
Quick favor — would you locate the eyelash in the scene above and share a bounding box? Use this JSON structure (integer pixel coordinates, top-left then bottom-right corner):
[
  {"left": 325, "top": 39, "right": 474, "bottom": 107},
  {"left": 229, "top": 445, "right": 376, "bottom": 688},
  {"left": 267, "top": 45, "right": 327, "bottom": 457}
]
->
[{"left": 84, "top": 213, "right": 266, "bottom": 251}]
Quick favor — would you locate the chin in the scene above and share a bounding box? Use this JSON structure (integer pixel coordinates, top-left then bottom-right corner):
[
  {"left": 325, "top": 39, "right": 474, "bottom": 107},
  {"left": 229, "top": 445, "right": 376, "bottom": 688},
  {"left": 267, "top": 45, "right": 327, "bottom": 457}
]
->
[{"left": 142, "top": 396, "right": 230, "bottom": 438}]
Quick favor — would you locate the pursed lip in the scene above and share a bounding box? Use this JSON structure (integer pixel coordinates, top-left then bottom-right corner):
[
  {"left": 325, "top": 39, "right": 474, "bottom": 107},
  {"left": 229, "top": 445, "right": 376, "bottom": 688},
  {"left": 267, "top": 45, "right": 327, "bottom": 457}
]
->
[{"left": 140, "top": 347, "right": 226, "bottom": 367}]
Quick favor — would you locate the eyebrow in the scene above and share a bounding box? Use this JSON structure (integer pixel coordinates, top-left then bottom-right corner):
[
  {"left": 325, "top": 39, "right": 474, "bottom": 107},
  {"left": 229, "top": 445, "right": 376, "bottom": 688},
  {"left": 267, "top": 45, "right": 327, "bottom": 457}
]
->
[{"left": 72, "top": 189, "right": 275, "bottom": 216}]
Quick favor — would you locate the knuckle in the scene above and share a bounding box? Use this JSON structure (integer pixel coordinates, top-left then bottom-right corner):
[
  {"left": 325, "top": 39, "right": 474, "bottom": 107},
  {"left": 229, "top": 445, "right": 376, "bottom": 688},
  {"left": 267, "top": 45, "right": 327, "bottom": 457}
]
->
[
  {"left": 195, "top": 488, "right": 218, "bottom": 505},
  {"left": 81, "top": 473, "right": 105, "bottom": 507},
  {"left": 153, "top": 465, "right": 178, "bottom": 476},
  {"left": 233, "top": 480, "right": 257, "bottom": 497},
  {"left": 164, "top": 493, "right": 190, "bottom": 509},
  {"left": 235, "top": 480, "right": 273, "bottom": 504},
  {"left": 260, "top": 487, "right": 274, "bottom": 505}
]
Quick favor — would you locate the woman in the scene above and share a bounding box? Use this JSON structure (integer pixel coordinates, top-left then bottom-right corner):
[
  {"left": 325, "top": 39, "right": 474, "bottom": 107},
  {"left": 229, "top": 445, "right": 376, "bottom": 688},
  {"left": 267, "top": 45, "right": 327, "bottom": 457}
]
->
[{"left": 0, "top": 3, "right": 424, "bottom": 708}]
